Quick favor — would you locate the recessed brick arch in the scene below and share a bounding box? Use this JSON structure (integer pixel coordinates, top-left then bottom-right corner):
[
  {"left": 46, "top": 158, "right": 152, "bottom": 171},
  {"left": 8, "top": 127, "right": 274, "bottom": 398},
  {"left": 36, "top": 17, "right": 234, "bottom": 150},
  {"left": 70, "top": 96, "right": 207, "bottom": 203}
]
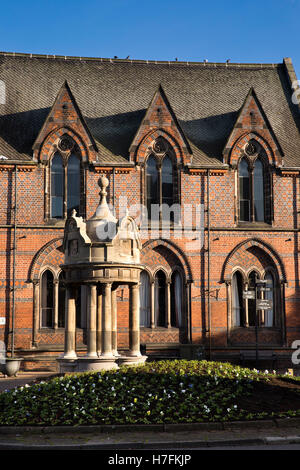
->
[
  {"left": 29, "top": 237, "right": 64, "bottom": 281},
  {"left": 136, "top": 129, "right": 183, "bottom": 164},
  {"left": 221, "top": 238, "right": 286, "bottom": 282},
  {"left": 39, "top": 127, "right": 88, "bottom": 162},
  {"left": 142, "top": 239, "right": 193, "bottom": 282},
  {"left": 229, "top": 132, "right": 276, "bottom": 167}
]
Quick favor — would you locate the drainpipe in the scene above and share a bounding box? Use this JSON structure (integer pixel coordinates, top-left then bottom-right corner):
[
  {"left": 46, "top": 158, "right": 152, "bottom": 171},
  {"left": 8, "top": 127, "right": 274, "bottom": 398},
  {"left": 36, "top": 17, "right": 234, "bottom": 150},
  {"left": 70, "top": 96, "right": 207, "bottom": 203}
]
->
[
  {"left": 11, "top": 164, "right": 18, "bottom": 358},
  {"left": 112, "top": 167, "right": 115, "bottom": 214},
  {"left": 207, "top": 169, "right": 211, "bottom": 360}
]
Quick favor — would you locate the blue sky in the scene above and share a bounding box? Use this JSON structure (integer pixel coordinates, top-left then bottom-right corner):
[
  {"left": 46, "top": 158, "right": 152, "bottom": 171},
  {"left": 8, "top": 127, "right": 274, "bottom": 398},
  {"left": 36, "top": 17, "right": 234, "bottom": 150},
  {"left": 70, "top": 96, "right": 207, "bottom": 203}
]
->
[{"left": 1, "top": 0, "right": 300, "bottom": 78}]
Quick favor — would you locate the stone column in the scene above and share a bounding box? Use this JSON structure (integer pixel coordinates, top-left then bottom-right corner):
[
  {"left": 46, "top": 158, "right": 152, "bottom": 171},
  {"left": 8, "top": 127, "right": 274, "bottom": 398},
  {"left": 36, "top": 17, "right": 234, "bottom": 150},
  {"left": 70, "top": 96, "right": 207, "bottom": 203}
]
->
[
  {"left": 225, "top": 281, "right": 231, "bottom": 344},
  {"left": 63, "top": 285, "right": 77, "bottom": 358},
  {"left": 86, "top": 284, "right": 97, "bottom": 357},
  {"left": 53, "top": 279, "right": 59, "bottom": 330},
  {"left": 101, "top": 282, "right": 113, "bottom": 357},
  {"left": 97, "top": 285, "right": 102, "bottom": 356},
  {"left": 111, "top": 288, "right": 118, "bottom": 356},
  {"left": 129, "top": 283, "right": 141, "bottom": 356},
  {"left": 166, "top": 280, "right": 171, "bottom": 328},
  {"left": 150, "top": 281, "right": 155, "bottom": 328},
  {"left": 32, "top": 280, "right": 39, "bottom": 348}
]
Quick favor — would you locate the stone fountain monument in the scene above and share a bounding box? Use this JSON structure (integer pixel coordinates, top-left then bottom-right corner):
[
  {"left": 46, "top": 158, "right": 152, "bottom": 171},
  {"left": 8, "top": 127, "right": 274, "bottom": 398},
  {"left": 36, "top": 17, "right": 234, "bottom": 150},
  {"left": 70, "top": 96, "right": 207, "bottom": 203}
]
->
[{"left": 57, "top": 176, "right": 146, "bottom": 372}]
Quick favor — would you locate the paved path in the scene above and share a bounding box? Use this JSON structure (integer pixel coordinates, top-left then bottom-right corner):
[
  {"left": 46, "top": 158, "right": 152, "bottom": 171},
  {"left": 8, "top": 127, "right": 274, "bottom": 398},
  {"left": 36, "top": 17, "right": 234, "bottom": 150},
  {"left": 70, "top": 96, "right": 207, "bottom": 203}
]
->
[{"left": 0, "top": 371, "right": 58, "bottom": 393}]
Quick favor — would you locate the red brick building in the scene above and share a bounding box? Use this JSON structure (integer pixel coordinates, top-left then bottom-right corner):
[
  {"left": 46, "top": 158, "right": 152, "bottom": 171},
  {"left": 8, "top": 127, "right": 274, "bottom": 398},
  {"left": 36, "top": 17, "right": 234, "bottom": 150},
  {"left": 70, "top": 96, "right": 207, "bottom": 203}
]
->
[{"left": 0, "top": 52, "right": 300, "bottom": 370}]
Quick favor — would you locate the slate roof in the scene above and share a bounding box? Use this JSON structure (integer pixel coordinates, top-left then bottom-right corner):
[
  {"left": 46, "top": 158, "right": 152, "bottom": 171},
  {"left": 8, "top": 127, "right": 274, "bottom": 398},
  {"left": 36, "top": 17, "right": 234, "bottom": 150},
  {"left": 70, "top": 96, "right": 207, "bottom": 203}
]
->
[{"left": 0, "top": 53, "right": 299, "bottom": 167}]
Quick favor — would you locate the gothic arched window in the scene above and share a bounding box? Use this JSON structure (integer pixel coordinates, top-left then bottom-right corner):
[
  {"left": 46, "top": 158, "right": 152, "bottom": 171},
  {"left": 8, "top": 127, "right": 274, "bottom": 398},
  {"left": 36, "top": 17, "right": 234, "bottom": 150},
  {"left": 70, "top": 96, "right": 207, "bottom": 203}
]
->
[
  {"left": 154, "top": 270, "right": 166, "bottom": 327},
  {"left": 232, "top": 271, "right": 245, "bottom": 327},
  {"left": 170, "top": 271, "right": 183, "bottom": 328},
  {"left": 145, "top": 138, "right": 178, "bottom": 222},
  {"left": 50, "top": 137, "right": 83, "bottom": 219},
  {"left": 238, "top": 140, "right": 271, "bottom": 224},
  {"left": 41, "top": 270, "right": 54, "bottom": 328},
  {"left": 140, "top": 271, "right": 151, "bottom": 327}
]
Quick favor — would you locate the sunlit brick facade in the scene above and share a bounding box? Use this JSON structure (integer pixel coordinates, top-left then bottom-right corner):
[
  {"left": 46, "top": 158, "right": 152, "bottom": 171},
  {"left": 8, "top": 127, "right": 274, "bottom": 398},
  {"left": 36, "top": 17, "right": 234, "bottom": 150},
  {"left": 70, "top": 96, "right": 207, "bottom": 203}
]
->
[{"left": 0, "top": 53, "right": 300, "bottom": 370}]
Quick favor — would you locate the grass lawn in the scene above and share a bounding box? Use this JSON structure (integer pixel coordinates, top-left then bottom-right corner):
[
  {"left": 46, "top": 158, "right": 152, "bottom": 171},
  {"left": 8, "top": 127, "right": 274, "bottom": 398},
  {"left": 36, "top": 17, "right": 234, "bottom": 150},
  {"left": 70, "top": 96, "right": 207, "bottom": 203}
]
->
[{"left": 1, "top": 360, "right": 300, "bottom": 426}]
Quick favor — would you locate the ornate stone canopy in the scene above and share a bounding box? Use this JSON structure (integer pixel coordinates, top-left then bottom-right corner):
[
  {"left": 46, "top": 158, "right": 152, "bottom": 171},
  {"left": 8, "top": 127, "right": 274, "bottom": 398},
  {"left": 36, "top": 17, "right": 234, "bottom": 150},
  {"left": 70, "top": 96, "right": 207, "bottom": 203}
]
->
[{"left": 57, "top": 176, "right": 146, "bottom": 372}]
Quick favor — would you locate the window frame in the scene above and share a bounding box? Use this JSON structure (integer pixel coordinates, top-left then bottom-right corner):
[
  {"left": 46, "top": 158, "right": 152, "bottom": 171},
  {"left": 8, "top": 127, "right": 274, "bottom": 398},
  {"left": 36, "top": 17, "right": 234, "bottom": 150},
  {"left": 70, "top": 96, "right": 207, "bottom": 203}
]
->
[
  {"left": 47, "top": 138, "right": 84, "bottom": 221},
  {"left": 231, "top": 268, "right": 278, "bottom": 328},
  {"left": 144, "top": 138, "right": 179, "bottom": 224},
  {"left": 237, "top": 144, "right": 271, "bottom": 225}
]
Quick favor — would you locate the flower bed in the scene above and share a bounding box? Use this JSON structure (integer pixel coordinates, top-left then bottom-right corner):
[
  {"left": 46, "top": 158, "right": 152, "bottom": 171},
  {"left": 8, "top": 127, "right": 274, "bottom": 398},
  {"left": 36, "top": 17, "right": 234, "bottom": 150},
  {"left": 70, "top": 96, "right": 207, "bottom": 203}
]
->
[{"left": 1, "top": 360, "right": 300, "bottom": 426}]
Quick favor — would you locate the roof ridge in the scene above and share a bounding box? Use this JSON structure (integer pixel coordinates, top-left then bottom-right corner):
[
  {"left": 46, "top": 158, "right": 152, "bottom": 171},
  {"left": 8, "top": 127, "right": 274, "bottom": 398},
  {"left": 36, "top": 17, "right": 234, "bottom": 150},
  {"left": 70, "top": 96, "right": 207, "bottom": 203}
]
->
[{"left": 0, "top": 51, "right": 283, "bottom": 68}]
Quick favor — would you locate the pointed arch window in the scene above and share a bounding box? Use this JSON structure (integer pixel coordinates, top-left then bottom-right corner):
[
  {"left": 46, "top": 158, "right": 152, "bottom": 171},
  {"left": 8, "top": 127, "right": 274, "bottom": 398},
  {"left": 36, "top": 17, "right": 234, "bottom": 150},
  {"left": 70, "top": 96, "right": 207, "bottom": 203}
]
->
[
  {"left": 49, "top": 137, "right": 83, "bottom": 219},
  {"left": 170, "top": 271, "right": 183, "bottom": 328},
  {"left": 232, "top": 271, "right": 245, "bottom": 327},
  {"left": 41, "top": 270, "right": 54, "bottom": 328},
  {"left": 231, "top": 269, "right": 278, "bottom": 328},
  {"left": 145, "top": 138, "right": 178, "bottom": 222},
  {"left": 238, "top": 142, "right": 271, "bottom": 224},
  {"left": 140, "top": 271, "right": 151, "bottom": 327},
  {"left": 155, "top": 270, "right": 166, "bottom": 327}
]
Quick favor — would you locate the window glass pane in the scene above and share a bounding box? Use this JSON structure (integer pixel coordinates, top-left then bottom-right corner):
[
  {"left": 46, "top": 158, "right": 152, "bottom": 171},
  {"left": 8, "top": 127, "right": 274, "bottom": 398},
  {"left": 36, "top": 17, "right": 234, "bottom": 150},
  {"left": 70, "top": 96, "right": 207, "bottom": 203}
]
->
[
  {"left": 51, "top": 153, "right": 63, "bottom": 218},
  {"left": 254, "top": 159, "right": 265, "bottom": 222},
  {"left": 58, "top": 272, "right": 65, "bottom": 328},
  {"left": 265, "top": 272, "right": 274, "bottom": 327},
  {"left": 240, "top": 201, "right": 250, "bottom": 222},
  {"left": 140, "top": 271, "right": 150, "bottom": 327},
  {"left": 155, "top": 270, "right": 166, "bottom": 327},
  {"left": 146, "top": 155, "right": 159, "bottom": 219},
  {"left": 248, "top": 271, "right": 258, "bottom": 326},
  {"left": 67, "top": 154, "right": 80, "bottom": 216},
  {"left": 162, "top": 156, "right": 173, "bottom": 205},
  {"left": 41, "top": 270, "right": 54, "bottom": 328},
  {"left": 239, "top": 159, "right": 250, "bottom": 222},
  {"left": 232, "top": 271, "right": 244, "bottom": 326}
]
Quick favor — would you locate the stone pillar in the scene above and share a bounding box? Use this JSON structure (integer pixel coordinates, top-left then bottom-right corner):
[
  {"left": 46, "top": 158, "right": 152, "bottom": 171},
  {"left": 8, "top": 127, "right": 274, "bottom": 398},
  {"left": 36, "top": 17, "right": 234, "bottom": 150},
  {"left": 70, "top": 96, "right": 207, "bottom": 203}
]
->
[
  {"left": 111, "top": 288, "right": 118, "bottom": 356},
  {"left": 226, "top": 281, "right": 231, "bottom": 344},
  {"left": 101, "top": 282, "right": 113, "bottom": 357},
  {"left": 86, "top": 284, "right": 97, "bottom": 357},
  {"left": 166, "top": 280, "right": 171, "bottom": 328},
  {"left": 32, "top": 280, "right": 39, "bottom": 348},
  {"left": 150, "top": 281, "right": 155, "bottom": 328},
  {"left": 97, "top": 285, "right": 102, "bottom": 356},
  {"left": 53, "top": 279, "right": 59, "bottom": 330},
  {"left": 129, "top": 283, "right": 141, "bottom": 356},
  {"left": 63, "top": 285, "right": 77, "bottom": 359}
]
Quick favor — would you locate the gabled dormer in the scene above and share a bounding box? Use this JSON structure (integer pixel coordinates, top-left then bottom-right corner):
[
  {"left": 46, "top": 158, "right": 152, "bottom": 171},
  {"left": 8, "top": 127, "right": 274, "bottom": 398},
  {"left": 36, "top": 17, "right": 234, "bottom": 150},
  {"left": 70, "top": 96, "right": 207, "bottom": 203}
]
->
[
  {"left": 129, "top": 84, "right": 192, "bottom": 165},
  {"left": 223, "top": 87, "right": 283, "bottom": 167},
  {"left": 32, "top": 80, "right": 97, "bottom": 163}
]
